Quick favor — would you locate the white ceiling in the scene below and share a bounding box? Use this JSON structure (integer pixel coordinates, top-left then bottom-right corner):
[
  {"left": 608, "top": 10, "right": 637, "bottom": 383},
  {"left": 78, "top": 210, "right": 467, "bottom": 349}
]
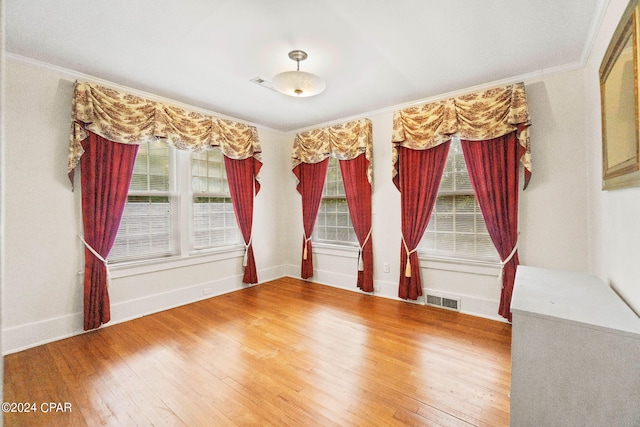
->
[{"left": 6, "top": 0, "right": 605, "bottom": 132}]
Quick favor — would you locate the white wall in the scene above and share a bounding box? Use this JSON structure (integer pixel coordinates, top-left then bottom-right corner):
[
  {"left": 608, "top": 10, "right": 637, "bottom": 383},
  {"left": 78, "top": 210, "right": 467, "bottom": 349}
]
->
[
  {"left": 584, "top": 0, "right": 640, "bottom": 316},
  {"left": 3, "top": 30, "right": 605, "bottom": 352},
  {"left": 283, "top": 70, "right": 592, "bottom": 321},
  {"left": 3, "top": 56, "right": 290, "bottom": 354},
  {"left": 1, "top": 1, "right": 6, "bottom": 421},
  {"left": 520, "top": 70, "right": 590, "bottom": 272}
]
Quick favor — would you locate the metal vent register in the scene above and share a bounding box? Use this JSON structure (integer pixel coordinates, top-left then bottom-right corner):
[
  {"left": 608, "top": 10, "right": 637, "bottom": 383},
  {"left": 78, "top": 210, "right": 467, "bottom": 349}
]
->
[{"left": 426, "top": 293, "right": 460, "bottom": 311}]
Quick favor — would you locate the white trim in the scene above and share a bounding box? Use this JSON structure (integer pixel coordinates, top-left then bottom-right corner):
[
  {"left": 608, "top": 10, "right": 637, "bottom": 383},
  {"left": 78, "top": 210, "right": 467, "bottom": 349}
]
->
[
  {"left": 580, "top": 0, "right": 611, "bottom": 66},
  {"left": 7, "top": 50, "right": 591, "bottom": 136},
  {"left": 419, "top": 254, "right": 501, "bottom": 277},
  {"left": 422, "top": 287, "right": 506, "bottom": 323},
  {"left": 3, "top": 264, "right": 289, "bottom": 355},
  {"left": 289, "top": 60, "right": 586, "bottom": 134},
  {"left": 290, "top": 264, "right": 507, "bottom": 322},
  {"left": 4, "top": 53, "right": 281, "bottom": 133},
  {"left": 109, "top": 245, "right": 245, "bottom": 279},
  {"left": 313, "top": 242, "right": 359, "bottom": 258}
]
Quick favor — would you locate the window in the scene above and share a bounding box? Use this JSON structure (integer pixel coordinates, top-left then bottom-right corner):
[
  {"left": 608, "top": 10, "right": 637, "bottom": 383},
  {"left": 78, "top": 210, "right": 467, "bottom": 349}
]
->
[
  {"left": 314, "top": 157, "right": 358, "bottom": 246},
  {"left": 420, "top": 138, "right": 498, "bottom": 262},
  {"left": 191, "top": 150, "right": 241, "bottom": 249},
  {"left": 109, "top": 142, "right": 241, "bottom": 264},
  {"left": 109, "top": 140, "right": 175, "bottom": 263}
]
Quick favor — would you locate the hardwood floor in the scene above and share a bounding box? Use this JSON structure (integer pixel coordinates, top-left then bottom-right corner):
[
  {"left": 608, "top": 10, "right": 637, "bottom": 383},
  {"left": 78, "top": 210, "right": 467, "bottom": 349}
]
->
[{"left": 3, "top": 277, "right": 512, "bottom": 426}]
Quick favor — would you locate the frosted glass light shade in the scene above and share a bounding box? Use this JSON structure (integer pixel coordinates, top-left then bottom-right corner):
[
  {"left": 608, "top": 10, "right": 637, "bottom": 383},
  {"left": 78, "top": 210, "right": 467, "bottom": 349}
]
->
[{"left": 272, "top": 70, "right": 326, "bottom": 97}]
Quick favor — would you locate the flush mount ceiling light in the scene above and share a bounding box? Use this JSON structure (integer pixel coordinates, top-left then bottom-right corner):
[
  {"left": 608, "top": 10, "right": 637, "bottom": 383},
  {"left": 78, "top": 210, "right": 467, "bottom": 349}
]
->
[{"left": 272, "top": 50, "right": 326, "bottom": 97}]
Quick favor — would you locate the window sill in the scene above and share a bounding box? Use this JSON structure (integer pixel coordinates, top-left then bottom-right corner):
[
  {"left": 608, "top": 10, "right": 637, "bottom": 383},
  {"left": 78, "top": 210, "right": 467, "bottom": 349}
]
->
[
  {"left": 313, "top": 242, "right": 359, "bottom": 258},
  {"left": 109, "top": 245, "right": 245, "bottom": 279},
  {"left": 418, "top": 253, "right": 501, "bottom": 277}
]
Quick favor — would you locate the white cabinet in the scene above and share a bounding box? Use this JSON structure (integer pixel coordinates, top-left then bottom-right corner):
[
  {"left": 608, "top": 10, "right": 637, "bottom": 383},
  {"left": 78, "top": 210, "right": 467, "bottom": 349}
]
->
[{"left": 510, "top": 266, "right": 640, "bottom": 427}]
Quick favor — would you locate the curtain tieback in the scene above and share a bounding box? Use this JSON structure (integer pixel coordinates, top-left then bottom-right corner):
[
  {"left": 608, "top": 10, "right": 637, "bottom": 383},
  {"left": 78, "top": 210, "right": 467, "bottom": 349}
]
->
[
  {"left": 498, "top": 238, "right": 519, "bottom": 286},
  {"left": 402, "top": 236, "right": 418, "bottom": 278},
  {"left": 357, "top": 228, "right": 373, "bottom": 271},
  {"left": 79, "top": 235, "right": 111, "bottom": 288},
  {"left": 243, "top": 236, "right": 252, "bottom": 267},
  {"left": 302, "top": 233, "right": 313, "bottom": 260}
]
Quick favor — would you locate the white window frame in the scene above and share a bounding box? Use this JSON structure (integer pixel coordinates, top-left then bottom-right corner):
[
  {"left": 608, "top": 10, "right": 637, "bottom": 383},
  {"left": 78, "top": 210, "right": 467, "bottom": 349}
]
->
[
  {"left": 313, "top": 156, "right": 358, "bottom": 248},
  {"left": 190, "top": 149, "right": 242, "bottom": 253},
  {"left": 108, "top": 142, "right": 243, "bottom": 273},
  {"left": 109, "top": 141, "right": 179, "bottom": 264},
  {"left": 419, "top": 138, "right": 499, "bottom": 265}
]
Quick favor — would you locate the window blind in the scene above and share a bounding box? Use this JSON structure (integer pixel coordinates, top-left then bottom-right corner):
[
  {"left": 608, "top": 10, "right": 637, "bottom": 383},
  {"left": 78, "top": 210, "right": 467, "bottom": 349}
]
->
[
  {"left": 421, "top": 138, "right": 498, "bottom": 261},
  {"left": 109, "top": 140, "right": 175, "bottom": 263},
  {"left": 314, "top": 157, "right": 358, "bottom": 245}
]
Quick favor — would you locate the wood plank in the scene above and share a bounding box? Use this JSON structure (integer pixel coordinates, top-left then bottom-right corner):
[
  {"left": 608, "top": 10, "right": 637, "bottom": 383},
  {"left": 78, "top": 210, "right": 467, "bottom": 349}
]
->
[{"left": 3, "top": 277, "right": 511, "bottom": 426}]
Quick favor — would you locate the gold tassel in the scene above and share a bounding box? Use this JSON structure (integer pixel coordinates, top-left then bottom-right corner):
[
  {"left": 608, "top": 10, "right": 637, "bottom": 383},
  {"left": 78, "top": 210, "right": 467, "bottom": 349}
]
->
[
  {"left": 358, "top": 250, "right": 364, "bottom": 271},
  {"left": 303, "top": 243, "right": 308, "bottom": 260},
  {"left": 405, "top": 258, "right": 412, "bottom": 277}
]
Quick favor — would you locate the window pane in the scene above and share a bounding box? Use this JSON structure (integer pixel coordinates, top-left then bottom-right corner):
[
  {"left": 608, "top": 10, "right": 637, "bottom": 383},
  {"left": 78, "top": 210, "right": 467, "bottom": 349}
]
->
[
  {"left": 110, "top": 141, "right": 174, "bottom": 263},
  {"left": 435, "top": 232, "right": 455, "bottom": 252},
  {"left": 130, "top": 141, "right": 170, "bottom": 192},
  {"left": 435, "top": 213, "right": 454, "bottom": 232},
  {"left": 322, "top": 157, "right": 346, "bottom": 197},
  {"left": 455, "top": 195, "right": 476, "bottom": 213},
  {"left": 454, "top": 212, "right": 473, "bottom": 232},
  {"left": 422, "top": 231, "right": 437, "bottom": 250},
  {"left": 336, "top": 227, "right": 350, "bottom": 242},
  {"left": 436, "top": 196, "right": 453, "bottom": 212},
  {"left": 314, "top": 157, "right": 358, "bottom": 246},
  {"left": 192, "top": 197, "right": 241, "bottom": 249},
  {"left": 457, "top": 233, "right": 476, "bottom": 253},
  {"left": 337, "top": 213, "right": 350, "bottom": 227},
  {"left": 477, "top": 234, "right": 496, "bottom": 254},
  {"left": 326, "top": 181, "right": 337, "bottom": 196},
  {"left": 476, "top": 214, "right": 489, "bottom": 234},
  {"left": 208, "top": 177, "right": 223, "bottom": 194},
  {"left": 191, "top": 150, "right": 240, "bottom": 250},
  {"left": 440, "top": 172, "right": 454, "bottom": 192},
  {"left": 147, "top": 141, "right": 170, "bottom": 191},
  {"left": 456, "top": 171, "right": 473, "bottom": 192},
  {"left": 192, "top": 149, "right": 228, "bottom": 196},
  {"left": 109, "top": 196, "right": 174, "bottom": 263},
  {"left": 420, "top": 138, "right": 499, "bottom": 261}
]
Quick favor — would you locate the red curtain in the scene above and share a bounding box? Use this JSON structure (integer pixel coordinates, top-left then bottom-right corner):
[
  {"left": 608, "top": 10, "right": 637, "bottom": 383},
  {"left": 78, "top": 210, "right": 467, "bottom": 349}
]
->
[
  {"left": 224, "top": 156, "right": 263, "bottom": 284},
  {"left": 461, "top": 131, "right": 523, "bottom": 321},
  {"left": 80, "top": 132, "right": 139, "bottom": 330},
  {"left": 393, "top": 142, "right": 450, "bottom": 300},
  {"left": 293, "top": 158, "right": 329, "bottom": 279},
  {"left": 339, "top": 154, "right": 373, "bottom": 292}
]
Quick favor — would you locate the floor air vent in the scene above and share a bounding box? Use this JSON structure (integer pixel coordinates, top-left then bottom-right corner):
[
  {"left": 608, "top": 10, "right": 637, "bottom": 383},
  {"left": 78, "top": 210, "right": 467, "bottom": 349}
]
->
[{"left": 426, "top": 293, "right": 460, "bottom": 312}]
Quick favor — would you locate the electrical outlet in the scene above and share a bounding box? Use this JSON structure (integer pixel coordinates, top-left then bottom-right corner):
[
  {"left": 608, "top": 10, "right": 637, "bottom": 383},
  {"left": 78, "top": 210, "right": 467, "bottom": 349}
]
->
[{"left": 383, "top": 262, "right": 390, "bottom": 273}]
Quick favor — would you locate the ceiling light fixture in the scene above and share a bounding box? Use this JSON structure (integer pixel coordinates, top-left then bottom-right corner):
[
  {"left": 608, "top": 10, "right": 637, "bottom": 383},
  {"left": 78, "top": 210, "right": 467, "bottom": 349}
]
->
[{"left": 272, "top": 50, "right": 326, "bottom": 97}]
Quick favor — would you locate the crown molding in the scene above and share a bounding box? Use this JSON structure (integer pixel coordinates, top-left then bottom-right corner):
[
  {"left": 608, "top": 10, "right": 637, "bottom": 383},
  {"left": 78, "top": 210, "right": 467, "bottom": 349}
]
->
[{"left": 5, "top": 52, "right": 284, "bottom": 134}]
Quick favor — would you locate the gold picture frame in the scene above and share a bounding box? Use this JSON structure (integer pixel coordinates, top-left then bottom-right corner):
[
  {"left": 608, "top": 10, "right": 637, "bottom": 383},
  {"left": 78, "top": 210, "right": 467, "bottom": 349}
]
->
[{"left": 600, "top": 1, "right": 640, "bottom": 190}]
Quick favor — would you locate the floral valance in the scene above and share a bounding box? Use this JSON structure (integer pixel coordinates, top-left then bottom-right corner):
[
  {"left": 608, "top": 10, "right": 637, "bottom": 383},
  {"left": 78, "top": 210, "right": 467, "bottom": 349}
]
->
[
  {"left": 68, "top": 81, "right": 261, "bottom": 176},
  {"left": 292, "top": 118, "right": 373, "bottom": 183},
  {"left": 392, "top": 82, "right": 531, "bottom": 186}
]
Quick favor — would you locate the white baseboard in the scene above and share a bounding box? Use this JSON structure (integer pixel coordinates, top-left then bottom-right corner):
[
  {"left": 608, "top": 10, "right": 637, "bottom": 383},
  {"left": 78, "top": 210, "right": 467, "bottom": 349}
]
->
[
  {"left": 2, "top": 265, "right": 289, "bottom": 355},
  {"left": 423, "top": 287, "right": 506, "bottom": 322},
  {"left": 2, "top": 312, "right": 84, "bottom": 356},
  {"left": 285, "top": 263, "right": 505, "bottom": 322},
  {"left": 3, "top": 263, "right": 504, "bottom": 354}
]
